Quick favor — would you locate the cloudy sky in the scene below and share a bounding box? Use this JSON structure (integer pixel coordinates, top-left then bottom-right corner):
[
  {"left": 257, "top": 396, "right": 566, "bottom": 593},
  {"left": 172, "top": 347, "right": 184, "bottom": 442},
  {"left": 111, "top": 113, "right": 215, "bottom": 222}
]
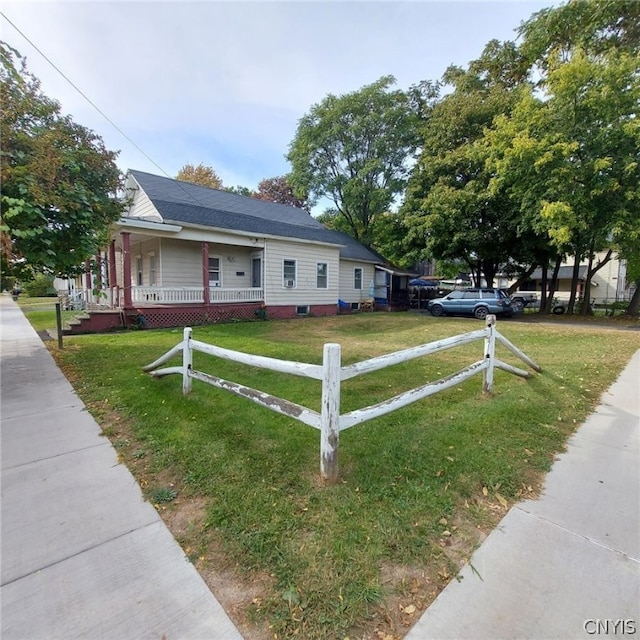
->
[{"left": 1, "top": 0, "right": 555, "bottom": 195}]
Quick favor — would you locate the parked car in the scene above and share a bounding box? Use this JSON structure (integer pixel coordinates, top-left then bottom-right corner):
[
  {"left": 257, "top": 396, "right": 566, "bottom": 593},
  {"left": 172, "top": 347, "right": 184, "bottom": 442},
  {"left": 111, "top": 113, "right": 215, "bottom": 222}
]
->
[
  {"left": 511, "top": 292, "right": 538, "bottom": 308},
  {"left": 428, "top": 288, "right": 515, "bottom": 319}
]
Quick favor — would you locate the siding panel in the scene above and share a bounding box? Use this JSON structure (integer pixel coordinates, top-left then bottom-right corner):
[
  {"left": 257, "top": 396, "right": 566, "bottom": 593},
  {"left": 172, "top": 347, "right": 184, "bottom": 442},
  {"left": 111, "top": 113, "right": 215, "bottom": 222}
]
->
[
  {"left": 125, "top": 175, "right": 162, "bottom": 221},
  {"left": 160, "top": 239, "right": 258, "bottom": 289},
  {"left": 339, "top": 260, "right": 375, "bottom": 303},
  {"left": 264, "top": 239, "right": 340, "bottom": 306}
]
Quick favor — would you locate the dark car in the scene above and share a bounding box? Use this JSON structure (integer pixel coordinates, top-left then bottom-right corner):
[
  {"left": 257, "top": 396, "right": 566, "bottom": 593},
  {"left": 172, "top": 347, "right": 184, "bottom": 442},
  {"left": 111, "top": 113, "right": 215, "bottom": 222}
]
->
[{"left": 428, "top": 288, "right": 515, "bottom": 319}]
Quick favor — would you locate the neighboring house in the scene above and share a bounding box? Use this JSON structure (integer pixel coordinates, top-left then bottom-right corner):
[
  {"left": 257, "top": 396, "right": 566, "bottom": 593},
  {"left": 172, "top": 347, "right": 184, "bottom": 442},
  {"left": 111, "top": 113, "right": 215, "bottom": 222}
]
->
[
  {"left": 68, "top": 170, "right": 406, "bottom": 332},
  {"left": 517, "top": 251, "right": 630, "bottom": 304}
]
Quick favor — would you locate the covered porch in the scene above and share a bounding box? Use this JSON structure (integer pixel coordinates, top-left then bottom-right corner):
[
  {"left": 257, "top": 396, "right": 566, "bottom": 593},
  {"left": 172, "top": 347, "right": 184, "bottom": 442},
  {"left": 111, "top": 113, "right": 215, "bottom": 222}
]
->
[
  {"left": 62, "top": 222, "right": 267, "bottom": 332},
  {"left": 70, "top": 220, "right": 267, "bottom": 309}
]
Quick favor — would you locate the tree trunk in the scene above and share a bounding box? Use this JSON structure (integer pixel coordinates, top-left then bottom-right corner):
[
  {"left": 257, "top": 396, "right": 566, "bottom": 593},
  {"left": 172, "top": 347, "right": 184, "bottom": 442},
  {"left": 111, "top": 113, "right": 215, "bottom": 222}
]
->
[
  {"left": 507, "top": 263, "right": 537, "bottom": 294},
  {"left": 539, "top": 263, "right": 549, "bottom": 312},
  {"left": 543, "top": 255, "right": 562, "bottom": 314},
  {"left": 582, "top": 248, "right": 613, "bottom": 316},
  {"left": 581, "top": 252, "right": 595, "bottom": 316},
  {"left": 567, "top": 257, "right": 581, "bottom": 315},
  {"left": 482, "top": 260, "right": 497, "bottom": 288},
  {"left": 623, "top": 280, "right": 640, "bottom": 316},
  {"left": 466, "top": 258, "right": 481, "bottom": 288}
]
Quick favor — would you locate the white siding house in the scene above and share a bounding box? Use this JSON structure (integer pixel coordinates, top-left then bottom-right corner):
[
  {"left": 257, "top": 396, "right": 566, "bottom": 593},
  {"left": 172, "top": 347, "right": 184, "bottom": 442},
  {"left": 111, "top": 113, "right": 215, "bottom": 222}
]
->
[
  {"left": 69, "top": 170, "right": 388, "bottom": 332},
  {"left": 520, "top": 251, "right": 631, "bottom": 305}
]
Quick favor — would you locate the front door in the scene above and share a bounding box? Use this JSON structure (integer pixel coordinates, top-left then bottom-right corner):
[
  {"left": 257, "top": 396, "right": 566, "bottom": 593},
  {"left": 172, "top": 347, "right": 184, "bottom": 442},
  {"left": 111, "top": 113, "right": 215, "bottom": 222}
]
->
[{"left": 251, "top": 257, "right": 262, "bottom": 288}]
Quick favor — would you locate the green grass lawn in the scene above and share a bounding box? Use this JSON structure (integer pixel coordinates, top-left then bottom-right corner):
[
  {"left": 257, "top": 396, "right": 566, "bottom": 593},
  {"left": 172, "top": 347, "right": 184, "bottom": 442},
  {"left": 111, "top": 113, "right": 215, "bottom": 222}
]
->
[
  {"left": 44, "top": 313, "right": 640, "bottom": 639},
  {"left": 17, "top": 296, "right": 80, "bottom": 333}
]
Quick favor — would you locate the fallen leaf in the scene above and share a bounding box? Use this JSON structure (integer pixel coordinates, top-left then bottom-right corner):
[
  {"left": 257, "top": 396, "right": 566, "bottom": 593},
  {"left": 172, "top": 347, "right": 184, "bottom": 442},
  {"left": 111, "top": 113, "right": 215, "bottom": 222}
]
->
[
  {"left": 403, "top": 605, "right": 416, "bottom": 615},
  {"left": 482, "top": 486, "right": 488, "bottom": 496},
  {"left": 495, "top": 492, "right": 508, "bottom": 508}
]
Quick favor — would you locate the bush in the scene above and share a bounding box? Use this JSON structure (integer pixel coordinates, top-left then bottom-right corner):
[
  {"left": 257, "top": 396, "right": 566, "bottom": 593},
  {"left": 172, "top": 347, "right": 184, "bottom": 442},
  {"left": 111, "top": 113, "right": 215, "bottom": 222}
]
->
[
  {"left": 23, "top": 274, "right": 57, "bottom": 297},
  {"left": 1, "top": 274, "right": 16, "bottom": 293}
]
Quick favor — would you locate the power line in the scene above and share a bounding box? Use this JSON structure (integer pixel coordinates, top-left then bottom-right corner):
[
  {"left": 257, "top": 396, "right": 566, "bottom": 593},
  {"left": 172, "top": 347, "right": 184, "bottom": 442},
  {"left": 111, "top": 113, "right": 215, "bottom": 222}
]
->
[{"left": 0, "top": 11, "right": 173, "bottom": 181}]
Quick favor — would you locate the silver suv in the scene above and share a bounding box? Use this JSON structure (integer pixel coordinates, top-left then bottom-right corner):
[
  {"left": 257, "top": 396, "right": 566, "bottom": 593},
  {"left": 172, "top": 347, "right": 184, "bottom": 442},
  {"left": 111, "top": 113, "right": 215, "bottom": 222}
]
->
[{"left": 428, "top": 288, "right": 515, "bottom": 319}]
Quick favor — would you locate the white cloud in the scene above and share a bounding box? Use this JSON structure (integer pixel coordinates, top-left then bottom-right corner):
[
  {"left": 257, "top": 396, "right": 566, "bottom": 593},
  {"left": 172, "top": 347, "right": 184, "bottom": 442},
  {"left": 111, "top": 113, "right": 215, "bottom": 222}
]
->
[{"left": 1, "top": 0, "right": 555, "bottom": 192}]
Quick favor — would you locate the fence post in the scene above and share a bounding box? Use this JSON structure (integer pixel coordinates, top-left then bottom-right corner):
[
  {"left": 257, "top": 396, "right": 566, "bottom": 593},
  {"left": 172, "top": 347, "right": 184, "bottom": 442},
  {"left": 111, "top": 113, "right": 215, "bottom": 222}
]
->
[
  {"left": 183, "top": 327, "right": 193, "bottom": 395},
  {"left": 483, "top": 315, "right": 496, "bottom": 394},
  {"left": 320, "top": 343, "right": 341, "bottom": 484},
  {"left": 55, "top": 302, "right": 64, "bottom": 350}
]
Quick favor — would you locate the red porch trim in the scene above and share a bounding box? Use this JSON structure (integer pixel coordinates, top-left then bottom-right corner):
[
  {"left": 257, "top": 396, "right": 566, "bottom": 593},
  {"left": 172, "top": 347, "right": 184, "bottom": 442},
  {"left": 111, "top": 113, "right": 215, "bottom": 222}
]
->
[{"left": 121, "top": 231, "right": 132, "bottom": 308}]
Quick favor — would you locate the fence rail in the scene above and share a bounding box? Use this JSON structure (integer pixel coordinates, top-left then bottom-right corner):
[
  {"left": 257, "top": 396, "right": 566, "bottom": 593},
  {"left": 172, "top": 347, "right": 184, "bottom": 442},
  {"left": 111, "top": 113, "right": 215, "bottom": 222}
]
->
[{"left": 143, "top": 315, "right": 541, "bottom": 483}]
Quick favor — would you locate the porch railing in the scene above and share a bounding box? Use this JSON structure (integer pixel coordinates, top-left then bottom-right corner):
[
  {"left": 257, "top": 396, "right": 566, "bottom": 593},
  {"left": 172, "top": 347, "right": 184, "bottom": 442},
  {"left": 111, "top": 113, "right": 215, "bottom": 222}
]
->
[
  {"left": 133, "top": 287, "right": 203, "bottom": 303},
  {"left": 59, "top": 288, "right": 116, "bottom": 311},
  {"left": 62, "top": 286, "right": 265, "bottom": 308},
  {"left": 132, "top": 286, "right": 264, "bottom": 304},
  {"left": 210, "top": 287, "right": 263, "bottom": 303}
]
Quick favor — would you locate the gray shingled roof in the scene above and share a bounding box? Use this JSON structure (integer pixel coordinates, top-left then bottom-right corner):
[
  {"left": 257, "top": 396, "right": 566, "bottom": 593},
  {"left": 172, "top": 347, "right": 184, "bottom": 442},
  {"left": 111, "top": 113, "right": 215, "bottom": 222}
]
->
[
  {"left": 129, "top": 170, "right": 381, "bottom": 263},
  {"left": 529, "top": 265, "right": 588, "bottom": 280}
]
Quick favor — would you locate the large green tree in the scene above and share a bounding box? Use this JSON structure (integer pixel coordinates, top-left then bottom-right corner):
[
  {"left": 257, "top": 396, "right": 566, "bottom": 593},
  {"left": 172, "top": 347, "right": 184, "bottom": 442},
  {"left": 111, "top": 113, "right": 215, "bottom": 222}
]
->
[
  {"left": 287, "top": 76, "right": 422, "bottom": 246},
  {"left": 0, "top": 43, "right": 124, "bottom": 276},
  {"left": 402, "top": 41, "right": 532, "bottom": 287},
  {"left": 518, "top": 0, "right": 640, "bottom": 65},
  {"left": 487, "top": 0, "right": 640, "bottom": 314}
]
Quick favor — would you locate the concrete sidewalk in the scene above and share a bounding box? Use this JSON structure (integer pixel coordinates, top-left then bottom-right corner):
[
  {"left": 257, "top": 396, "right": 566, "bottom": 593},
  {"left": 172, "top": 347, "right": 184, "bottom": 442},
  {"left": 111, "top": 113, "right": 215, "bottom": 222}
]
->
[
  {"left": 407, "top": 349, "right": 640, "bottom": 639},
  {"left": 0, "top": 296, "right": 242, "bottom": 640}
]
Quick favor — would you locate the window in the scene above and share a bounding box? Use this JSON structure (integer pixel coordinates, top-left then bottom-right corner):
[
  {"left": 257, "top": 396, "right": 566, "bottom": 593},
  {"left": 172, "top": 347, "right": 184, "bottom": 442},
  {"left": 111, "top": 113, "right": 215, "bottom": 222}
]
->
[
  {"left": 296, "top": 305, "right": 309, "bottom": 316},
  {"left": 148, "top": 254, "right": 156, "bottom": 286},
  {"left": 316, "top": 262, "right": 328, "bottom": 289},
  {"left": 251, "top": 257, "right": 262, "bottom": 288},
  {"left": 354, "top": 268, "right": 363, "bottom": 290},
  {"left": 208, "top": 257, "right": 220, "bottom": 286},
  {"left": 283, "top": 260, "right": 296, "bottom": 288},
  {"left": 136, "top": 257, "right": 143, "bottom": 286}
]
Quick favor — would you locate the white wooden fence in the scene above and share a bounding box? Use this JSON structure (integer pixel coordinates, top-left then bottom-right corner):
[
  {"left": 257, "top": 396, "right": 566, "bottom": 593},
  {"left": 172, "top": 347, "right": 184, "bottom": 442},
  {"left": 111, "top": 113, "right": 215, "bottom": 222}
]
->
[{"left": 143, "top": 315, "right": 541, "bottom": 483}]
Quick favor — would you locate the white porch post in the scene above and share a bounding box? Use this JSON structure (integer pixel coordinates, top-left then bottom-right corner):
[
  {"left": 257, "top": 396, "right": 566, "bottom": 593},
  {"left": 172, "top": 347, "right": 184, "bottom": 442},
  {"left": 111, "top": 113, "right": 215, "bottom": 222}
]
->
[
  {"left": 121, "top": 231, "right": 132, "bottom": 308},
  {"left": 108, "top": 240, "right": 118, "bottom": 307}
]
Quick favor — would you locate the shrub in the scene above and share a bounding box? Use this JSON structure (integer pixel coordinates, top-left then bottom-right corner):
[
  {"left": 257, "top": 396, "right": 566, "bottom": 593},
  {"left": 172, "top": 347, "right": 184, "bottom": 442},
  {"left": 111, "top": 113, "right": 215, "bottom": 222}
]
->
[{"left": 23, "top": 274, "right": 57, "bottom": 297}]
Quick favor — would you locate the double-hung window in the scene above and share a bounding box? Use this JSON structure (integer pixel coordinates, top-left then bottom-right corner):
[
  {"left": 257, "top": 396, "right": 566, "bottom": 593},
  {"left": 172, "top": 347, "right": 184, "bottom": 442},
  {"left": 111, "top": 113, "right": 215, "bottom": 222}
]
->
[
  {"left": 316, "top": 262, "right": 328, "bottom": 289},
  {"left": 136, "top": 257, "right": 143, "bottom": 286},
  {"left": 148, "top": 253, "right": 156, "bottom": 286},
  {"left": 283, "top": 260, "right": 296, "bottom": 288},
  {"left": 354, "top": 268, "right": 363, "bottom": 290},
  {"left": 209, "top": 257, "right": 221, "bottom": 287}
]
